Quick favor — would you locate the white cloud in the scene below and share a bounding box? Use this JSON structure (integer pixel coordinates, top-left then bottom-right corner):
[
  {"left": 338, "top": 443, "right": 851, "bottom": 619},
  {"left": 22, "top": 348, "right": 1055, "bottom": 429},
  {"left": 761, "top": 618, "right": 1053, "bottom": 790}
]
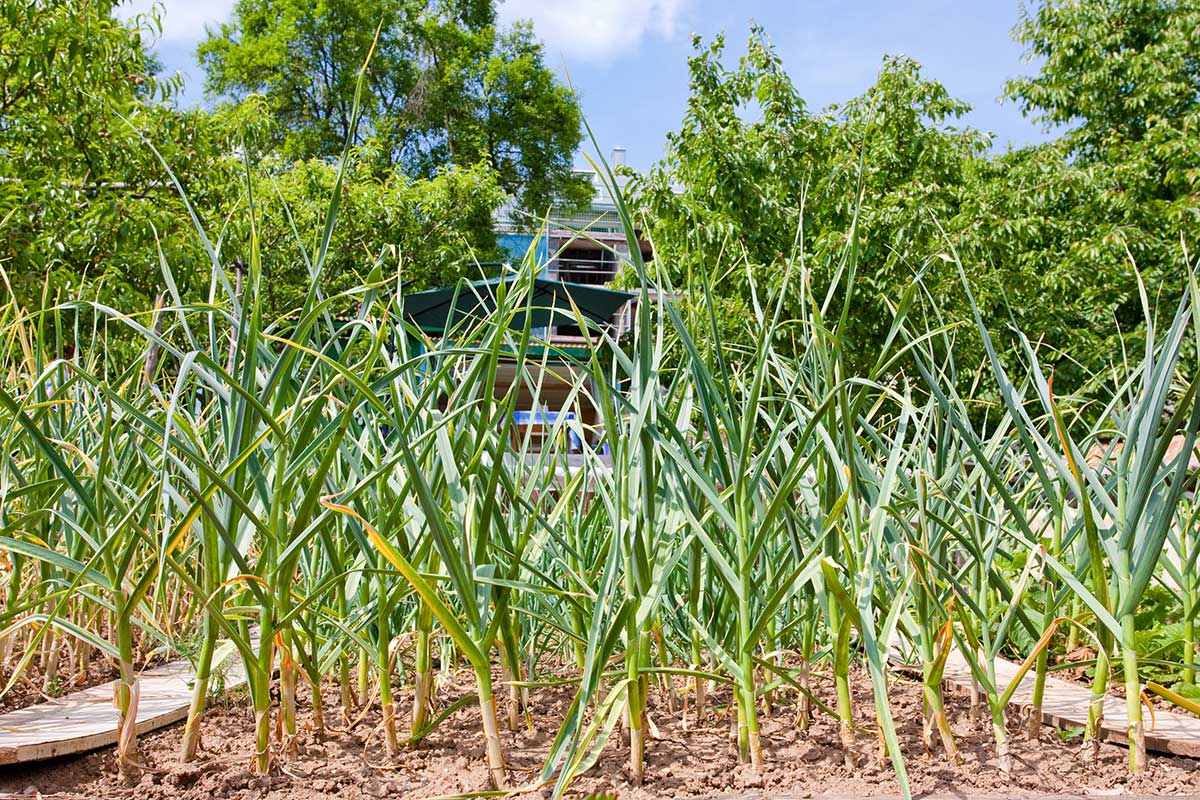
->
[
  {"left": 499, "top": 0, "right": 689, "bottom": 63},
  {"left": 114, "top": 0, "right": 687, "bottom": 63},
  {"left": 113, "top": 0, "right": 236, "bottom": 45}
]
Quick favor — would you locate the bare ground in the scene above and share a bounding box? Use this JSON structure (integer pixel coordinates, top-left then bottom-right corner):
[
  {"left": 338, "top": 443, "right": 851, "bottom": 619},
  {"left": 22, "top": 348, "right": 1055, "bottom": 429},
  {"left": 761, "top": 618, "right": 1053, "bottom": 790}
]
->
[{"left": 1, "top": 666, "right": 1197, "bottom": 799}]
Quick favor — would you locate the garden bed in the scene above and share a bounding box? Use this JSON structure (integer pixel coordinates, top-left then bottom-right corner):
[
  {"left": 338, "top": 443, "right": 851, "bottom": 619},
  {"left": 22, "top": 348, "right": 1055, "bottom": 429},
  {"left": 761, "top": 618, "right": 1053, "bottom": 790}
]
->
[{"left": 1, "top": 667, "right": 1197, "bottom": 799}]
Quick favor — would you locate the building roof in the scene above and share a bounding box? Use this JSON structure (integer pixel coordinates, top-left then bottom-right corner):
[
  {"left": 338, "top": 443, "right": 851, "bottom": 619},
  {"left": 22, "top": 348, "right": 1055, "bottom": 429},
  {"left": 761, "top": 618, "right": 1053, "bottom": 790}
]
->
[{"left": 402, "top": 276, "right": 634, "bottom": 334}]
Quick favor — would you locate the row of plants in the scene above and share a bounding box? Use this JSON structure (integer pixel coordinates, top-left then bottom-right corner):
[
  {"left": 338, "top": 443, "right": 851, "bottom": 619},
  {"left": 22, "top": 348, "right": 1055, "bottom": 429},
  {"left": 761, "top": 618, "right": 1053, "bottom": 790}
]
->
[{"left": 2, "top": 117, "right": 1199, "bottom": 798}]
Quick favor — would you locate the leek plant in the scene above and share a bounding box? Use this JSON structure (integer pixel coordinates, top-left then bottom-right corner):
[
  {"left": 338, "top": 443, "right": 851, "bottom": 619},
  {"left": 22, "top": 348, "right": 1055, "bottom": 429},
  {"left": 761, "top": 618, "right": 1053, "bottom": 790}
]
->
[
  {"left": 1002, "top": 293, "right": 1196, "bottom": 771},
  {"left": 8, "top": 87, "right": 1200, "bottom": 800},
  {"left": 0, "top": 304, "right": 179, "bottom": 772},
  {"left": 928, "top": 249, "right": 1200, "bottom": 771},
  {"left": 1166, "top": 501, "right": 1200, "bottom": 686},
  {"left": 657, "top": 259, "right": 828, "bottom": 770}
]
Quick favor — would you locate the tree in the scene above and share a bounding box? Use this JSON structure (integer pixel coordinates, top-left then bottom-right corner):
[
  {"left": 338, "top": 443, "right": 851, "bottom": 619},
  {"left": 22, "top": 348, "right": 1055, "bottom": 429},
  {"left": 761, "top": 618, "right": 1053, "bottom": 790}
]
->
[
  {"left": 0, "top": 1, "right": 511, "bottom": 327},
  {"left": 198, "top": 0, "right": 590, "bottom": 217},
  {"left": 629, "top": 29, "right": 987, "bottom": 369},
  {"left": 1006, "top": 0, "right": 1200, "bottom": 160},
  {"left": 0, "top": 0, "right": 244, "bottom": 311},
  {"left": 633, "top": 6, "right": 1200, "bottom": 401},
  {"left": 954, "top": 0, "right": 1200, "bottom": 390},
  {"left": 242, "top": 153, "right": 505, "bottom": 314}
]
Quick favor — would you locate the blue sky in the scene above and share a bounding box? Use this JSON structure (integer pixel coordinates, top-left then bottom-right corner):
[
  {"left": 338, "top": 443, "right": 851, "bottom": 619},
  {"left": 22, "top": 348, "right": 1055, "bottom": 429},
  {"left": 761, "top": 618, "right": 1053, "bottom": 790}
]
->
[{"left": 118, "top": 0, "right": 1050, "bottom": 171}]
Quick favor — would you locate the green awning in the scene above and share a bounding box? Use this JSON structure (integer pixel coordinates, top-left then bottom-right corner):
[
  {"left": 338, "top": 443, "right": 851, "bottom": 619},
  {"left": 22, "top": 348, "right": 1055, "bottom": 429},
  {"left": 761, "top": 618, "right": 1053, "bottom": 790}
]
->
[{"left": 402, "top": 276, "right": 634, "bottom": 334}]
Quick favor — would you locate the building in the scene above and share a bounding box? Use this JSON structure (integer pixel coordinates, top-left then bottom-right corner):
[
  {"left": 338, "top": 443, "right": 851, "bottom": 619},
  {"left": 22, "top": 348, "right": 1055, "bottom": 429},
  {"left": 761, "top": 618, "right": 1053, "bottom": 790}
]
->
[
  {"left": 494, "top": 147, "right": 652, "bottom": 341},
  {"left": 400, "top": 149, "right": 652, "bottom": 452}
]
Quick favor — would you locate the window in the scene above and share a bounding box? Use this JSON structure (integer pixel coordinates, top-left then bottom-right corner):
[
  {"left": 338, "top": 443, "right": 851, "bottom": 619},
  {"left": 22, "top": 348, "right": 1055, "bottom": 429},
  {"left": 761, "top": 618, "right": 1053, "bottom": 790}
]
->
[{"left": 555, "top": 246, "right": 616, "bottom": 285}]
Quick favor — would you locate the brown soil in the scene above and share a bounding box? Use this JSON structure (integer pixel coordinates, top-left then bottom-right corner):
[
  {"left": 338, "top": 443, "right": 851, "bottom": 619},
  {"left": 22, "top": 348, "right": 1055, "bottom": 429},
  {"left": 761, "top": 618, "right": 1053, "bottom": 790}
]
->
[{"left": 1, "top": 667, "right": 1198, "bottom": 799}]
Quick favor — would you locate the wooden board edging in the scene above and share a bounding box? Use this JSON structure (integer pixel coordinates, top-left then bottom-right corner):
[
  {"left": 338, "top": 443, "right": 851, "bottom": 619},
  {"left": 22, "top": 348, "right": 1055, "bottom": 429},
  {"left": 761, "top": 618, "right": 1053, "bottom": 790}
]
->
[
  {"left": 904, "top": 650, "right": 1200, "bottom": 759},
  {"left": 0, "top": 655, "right": 246, "bottom": 766}
]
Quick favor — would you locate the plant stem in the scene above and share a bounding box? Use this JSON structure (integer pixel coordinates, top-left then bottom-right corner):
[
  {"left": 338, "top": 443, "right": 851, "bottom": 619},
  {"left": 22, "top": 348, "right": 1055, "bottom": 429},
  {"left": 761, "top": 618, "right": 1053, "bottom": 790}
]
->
[
  {"left": 180, "top": 614, "right": 217, "bottom": 762},
  {"left": 1182, "top": 565, "right": 1196, "bottom": 686},
  {"left": 991, "top": 702, "right": 1011, "bottom": 777},
  {"left": 378, "top": 598, "right": 398, "bottom": 757},
  {"left": 476, "top": 668, "right": 507, "bottom": 790},
  {"left": 833, "top": 612, "right": 856, "bottom": 768},
  {"left": 411, "top": 601, "right": 433, "bottom": 739},
  {"left": 1122, "top": 613, "right": 1145, "bottom": 772},
  {"left": 922, "top": 674, "right": 960, "bottom": 763},
  {"left": 251, "top": 631, "right": 275, "bottom": 775},
  {"left": 626, "top": 623, "right": 646, "bottom": 784}
]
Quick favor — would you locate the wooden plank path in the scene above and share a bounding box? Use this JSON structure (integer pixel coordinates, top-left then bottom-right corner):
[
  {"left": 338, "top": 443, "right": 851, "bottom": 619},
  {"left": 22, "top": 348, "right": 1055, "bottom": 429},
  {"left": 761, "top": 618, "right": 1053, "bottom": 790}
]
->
[
  {"left": 0, "top": 656, "right": 246, "bottom": 765},
  {"left": 938, "top": 650, "right": 1200, "bottom": 758}
]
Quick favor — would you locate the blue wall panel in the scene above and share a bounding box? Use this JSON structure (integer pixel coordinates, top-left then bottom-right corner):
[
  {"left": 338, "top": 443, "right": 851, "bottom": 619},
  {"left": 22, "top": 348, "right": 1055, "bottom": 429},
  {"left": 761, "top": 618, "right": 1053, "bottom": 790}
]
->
[{"left": 498, "top": 232, "right": 550, "bottom": 275}]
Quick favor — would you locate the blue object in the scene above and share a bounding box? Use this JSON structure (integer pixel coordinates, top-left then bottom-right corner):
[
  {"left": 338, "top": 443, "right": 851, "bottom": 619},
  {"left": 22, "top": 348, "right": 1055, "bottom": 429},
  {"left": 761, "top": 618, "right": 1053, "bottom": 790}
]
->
[{"left": 497, "top": 232, "right": 549, "bottom": 268}]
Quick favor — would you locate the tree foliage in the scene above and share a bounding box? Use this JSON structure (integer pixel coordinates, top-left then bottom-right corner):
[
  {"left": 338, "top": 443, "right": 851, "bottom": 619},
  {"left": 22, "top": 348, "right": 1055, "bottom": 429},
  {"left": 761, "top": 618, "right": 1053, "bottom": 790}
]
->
[
  {"left": 629, "top": 29, "right": 987, "bottom": 370},
  {"left": 198, "top": 0, "right": 589, "bottom": 216},
  {"left": 963, "top": 0, "right": 1200, "bottom": 389},
  {"left": 5, "top": 0, "right": 1197, "bottom": 402},
  {"left": 1006, "top": 0, "right": 1200, "bottom": 159},
  {"left": 0, "top": 0, "right": 235, "bottom": 310},
  {"left": 1, "top": 0, "right": 519, "bottom": 323},
  {"left": 243, "top": 153, "right": 504, "bottom": 313},
  {"left": 631, "top": 1, "right": 1200, "bottom": 397}
]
